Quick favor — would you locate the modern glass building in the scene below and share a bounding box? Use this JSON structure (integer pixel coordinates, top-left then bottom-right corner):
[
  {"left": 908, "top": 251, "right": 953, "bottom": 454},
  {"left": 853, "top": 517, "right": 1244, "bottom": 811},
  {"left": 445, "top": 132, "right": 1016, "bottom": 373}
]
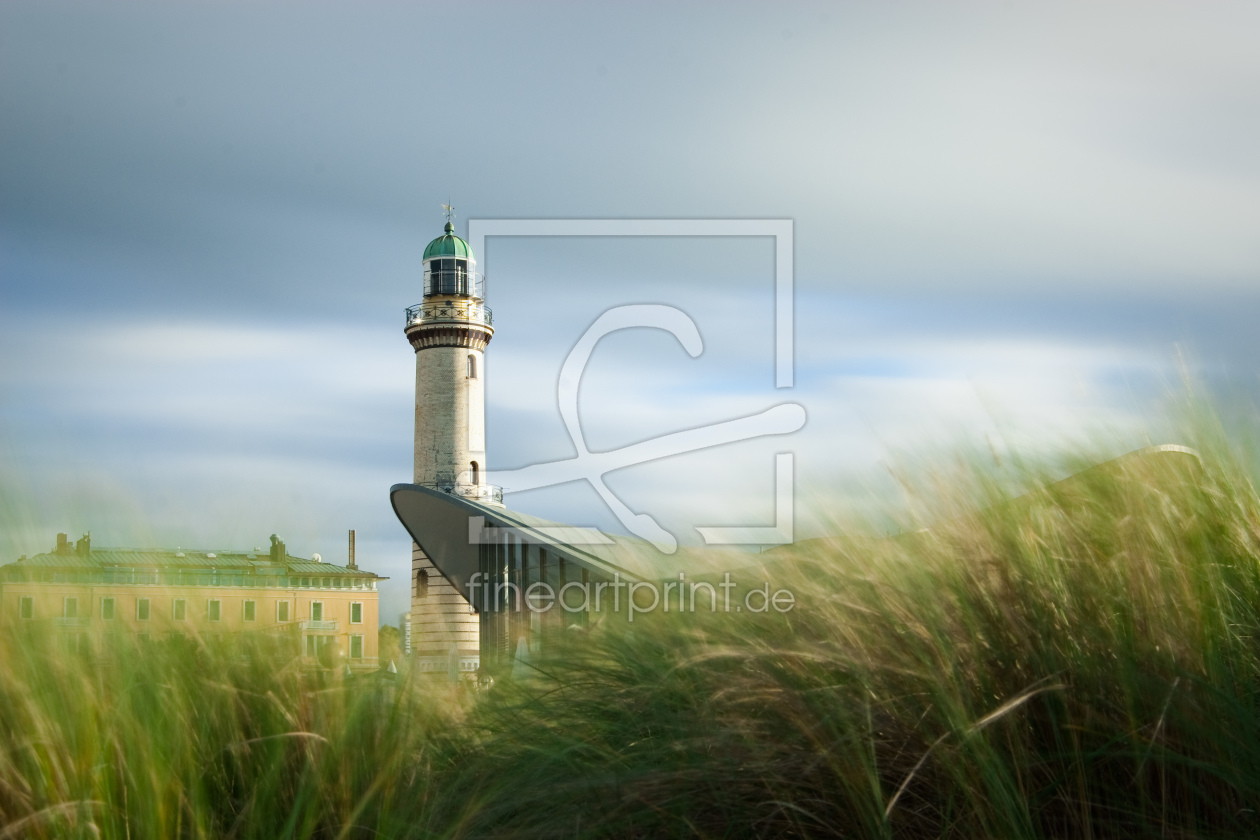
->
[{"left": 392, "top": 484, "right": 756, "bottom": 671}]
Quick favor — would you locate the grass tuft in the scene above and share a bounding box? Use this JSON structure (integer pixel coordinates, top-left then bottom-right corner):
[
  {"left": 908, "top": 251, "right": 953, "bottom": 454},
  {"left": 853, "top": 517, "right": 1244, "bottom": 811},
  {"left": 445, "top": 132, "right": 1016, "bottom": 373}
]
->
[{"left": 4, "top": 407, "right": 1260, "bottom": 837}]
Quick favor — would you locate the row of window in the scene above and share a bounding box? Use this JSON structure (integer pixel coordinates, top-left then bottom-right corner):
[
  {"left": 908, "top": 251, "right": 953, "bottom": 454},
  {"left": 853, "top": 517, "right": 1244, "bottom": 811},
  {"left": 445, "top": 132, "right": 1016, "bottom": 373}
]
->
[
  {"left": 8, "top": 572, "right": 378, "bottom": 589},
  {"left": 303, "top": 634, "right": 365, "bottom": 659},
  {"left": 423, "top": 259, "right": 478, "bottom": 297},
  {"left": 59, "top": 632, "right": 369, "bottom": 660},
  {"left": 18, "top": 596, "right": 364, "bottom": 624}
]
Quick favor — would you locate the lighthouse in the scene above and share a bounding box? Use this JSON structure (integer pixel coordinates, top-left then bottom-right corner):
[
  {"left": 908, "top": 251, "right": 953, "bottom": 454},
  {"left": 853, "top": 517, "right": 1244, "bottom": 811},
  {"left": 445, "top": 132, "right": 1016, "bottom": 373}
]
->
[{"left": 404, "top": 209, "right": 495, "bottom": 672}]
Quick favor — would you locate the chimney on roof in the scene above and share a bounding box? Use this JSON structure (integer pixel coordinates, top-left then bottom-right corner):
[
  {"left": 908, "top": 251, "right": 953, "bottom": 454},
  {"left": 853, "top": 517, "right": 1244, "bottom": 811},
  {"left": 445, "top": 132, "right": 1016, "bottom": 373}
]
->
[
  {"left": 348, "top": 529, "right": 357, "bottom": 570},
  {"left": 56, "top": 533, "right": 69, "bottom": 553},
  {"left": 269, "top": 534, "right": 285, "bottom": 563},
  {"left": 76, "top": 533, "right": 91, "bottom": 558}
]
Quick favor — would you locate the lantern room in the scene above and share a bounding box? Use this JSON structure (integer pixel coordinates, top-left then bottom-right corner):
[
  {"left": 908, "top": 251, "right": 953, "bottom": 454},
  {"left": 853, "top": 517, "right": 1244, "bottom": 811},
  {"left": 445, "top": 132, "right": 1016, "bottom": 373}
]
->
[{"left": 422, "top": 221, "right": 484, "bottom": 299}]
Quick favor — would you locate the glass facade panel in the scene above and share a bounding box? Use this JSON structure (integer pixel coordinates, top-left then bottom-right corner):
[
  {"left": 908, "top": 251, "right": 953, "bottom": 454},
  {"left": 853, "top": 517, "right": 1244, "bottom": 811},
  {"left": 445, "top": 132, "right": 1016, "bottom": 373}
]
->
[{"left": 426, "top": 258, "right": 472, "bottom": 296}]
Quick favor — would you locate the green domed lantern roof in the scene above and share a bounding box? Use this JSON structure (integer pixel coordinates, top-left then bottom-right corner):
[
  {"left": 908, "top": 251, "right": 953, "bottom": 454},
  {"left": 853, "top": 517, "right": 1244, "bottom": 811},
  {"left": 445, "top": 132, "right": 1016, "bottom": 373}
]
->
[{"left": 423, "top": 222, "right": 476, "bottom": 262}]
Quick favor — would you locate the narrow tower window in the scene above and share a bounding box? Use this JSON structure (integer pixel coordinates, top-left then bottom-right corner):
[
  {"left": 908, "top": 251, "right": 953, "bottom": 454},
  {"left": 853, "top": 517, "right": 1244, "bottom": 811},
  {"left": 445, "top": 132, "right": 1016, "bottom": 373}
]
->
[
  {"left": 470, "top": 461, "right": 479, "bottom": 485},
  {"left": 416, "top": 568, "right": 429, "bottom": 599},
  {"left": 467, "top": 354, "right": 477, "bottom": 379}
]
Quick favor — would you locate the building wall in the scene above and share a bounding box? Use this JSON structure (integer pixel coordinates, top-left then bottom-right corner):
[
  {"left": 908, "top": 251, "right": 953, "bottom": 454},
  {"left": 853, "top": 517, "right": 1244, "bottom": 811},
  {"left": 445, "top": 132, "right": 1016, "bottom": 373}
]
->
[
  {"left": 1, "top": 581, "right": 380, "bottom": 665},
  {"left": 413, "top": 345, "right": 486, "bottom": 487},
  {"left": 411, "top": 541, "right": 479, "bottom": 665}
]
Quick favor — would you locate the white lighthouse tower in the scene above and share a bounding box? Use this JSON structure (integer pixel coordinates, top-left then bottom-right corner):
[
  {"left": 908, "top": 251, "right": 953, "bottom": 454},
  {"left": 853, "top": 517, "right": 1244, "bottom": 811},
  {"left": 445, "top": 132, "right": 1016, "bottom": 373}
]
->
[{"left": 405, "top": 208, "right": 496, "bottom": 672}]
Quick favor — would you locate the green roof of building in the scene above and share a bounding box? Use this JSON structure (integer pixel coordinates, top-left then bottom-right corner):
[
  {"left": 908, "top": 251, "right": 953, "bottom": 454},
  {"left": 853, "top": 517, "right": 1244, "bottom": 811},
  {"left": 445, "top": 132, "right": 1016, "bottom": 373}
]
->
[
  {"left": 2, "top": 544, "right": 384, "bottom": 578},
  {"left": 422, "top": 222, "right": 475, "bottom": 262}
]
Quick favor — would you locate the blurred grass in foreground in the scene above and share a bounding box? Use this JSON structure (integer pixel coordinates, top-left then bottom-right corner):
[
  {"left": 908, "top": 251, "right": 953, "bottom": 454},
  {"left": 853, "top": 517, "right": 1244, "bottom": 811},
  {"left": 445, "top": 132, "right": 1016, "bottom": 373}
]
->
[{"left": 4, "top": 407, "right": 1260, "bottom": 838}]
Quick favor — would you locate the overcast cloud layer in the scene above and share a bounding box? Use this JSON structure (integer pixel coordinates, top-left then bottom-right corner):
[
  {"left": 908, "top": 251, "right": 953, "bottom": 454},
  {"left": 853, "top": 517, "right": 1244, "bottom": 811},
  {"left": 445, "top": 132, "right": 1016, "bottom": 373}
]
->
[{"left": 2, "top": 1, "right": 1258, "bottom": 622}]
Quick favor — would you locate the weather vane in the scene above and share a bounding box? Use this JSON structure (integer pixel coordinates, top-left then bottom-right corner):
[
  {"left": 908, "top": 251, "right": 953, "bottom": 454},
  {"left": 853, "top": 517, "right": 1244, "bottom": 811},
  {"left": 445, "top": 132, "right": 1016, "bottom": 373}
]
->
[{"left": 441, "top": 201, "right": 455, "bottom": 225}]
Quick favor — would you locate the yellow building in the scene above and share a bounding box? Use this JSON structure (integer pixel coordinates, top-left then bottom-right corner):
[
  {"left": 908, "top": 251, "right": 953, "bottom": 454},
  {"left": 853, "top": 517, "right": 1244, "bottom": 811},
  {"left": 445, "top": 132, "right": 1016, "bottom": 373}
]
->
[{"left": 0, "top": 533, "right": 386, "bottom": 669}]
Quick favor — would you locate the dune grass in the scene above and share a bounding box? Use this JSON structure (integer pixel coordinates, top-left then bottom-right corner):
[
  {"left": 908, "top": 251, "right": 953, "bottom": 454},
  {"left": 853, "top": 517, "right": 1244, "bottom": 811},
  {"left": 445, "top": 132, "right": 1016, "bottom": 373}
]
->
[{"left": 4, "top": 412, "right": 1260, "bottom": 838}]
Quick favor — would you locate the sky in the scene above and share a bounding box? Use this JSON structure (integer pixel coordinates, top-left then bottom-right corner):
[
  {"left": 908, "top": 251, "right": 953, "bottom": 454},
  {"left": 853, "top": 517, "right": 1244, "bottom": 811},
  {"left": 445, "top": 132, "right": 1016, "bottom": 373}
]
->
[{"left": 2, "top": 1, "right": 1258, "bottom": 622}]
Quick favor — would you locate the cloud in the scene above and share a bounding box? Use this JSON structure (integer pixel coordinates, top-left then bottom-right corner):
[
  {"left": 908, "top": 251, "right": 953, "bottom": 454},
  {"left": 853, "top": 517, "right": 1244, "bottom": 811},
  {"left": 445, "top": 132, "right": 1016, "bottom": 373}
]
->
[
  {"left": 488, "top": 313, "right": 1169, "bottom": 547},
  {"left": 2, "top": 1, "right": 1258, "bottom": 617}
]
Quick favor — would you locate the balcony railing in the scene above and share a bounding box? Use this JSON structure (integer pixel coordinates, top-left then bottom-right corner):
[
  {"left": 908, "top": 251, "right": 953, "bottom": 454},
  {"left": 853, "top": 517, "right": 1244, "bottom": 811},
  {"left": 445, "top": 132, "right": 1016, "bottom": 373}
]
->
[
  {"left": 423, "top": 269, "right": 485, "bottom": 299},
  {"left": 1, "top": 571, "right": 377, "bottom": 590},
  {"left": 298, "top": 620, "right": 339, "bottom": 631},
  {"left": 405, "top": 301, "right": 493, "bottom": 329},
  {"left": 414, "top": 655, "right": 481, "bottom": 673},
  {"left": 446, "top": 483, "right": 504, "bottom": 505}
]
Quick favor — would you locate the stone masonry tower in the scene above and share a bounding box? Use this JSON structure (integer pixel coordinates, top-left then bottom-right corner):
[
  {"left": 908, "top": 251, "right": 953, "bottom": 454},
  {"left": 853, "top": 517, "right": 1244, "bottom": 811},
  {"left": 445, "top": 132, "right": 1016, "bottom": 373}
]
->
[{"left": 404, "top": 212, "right": 498, "bottom": 672}]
